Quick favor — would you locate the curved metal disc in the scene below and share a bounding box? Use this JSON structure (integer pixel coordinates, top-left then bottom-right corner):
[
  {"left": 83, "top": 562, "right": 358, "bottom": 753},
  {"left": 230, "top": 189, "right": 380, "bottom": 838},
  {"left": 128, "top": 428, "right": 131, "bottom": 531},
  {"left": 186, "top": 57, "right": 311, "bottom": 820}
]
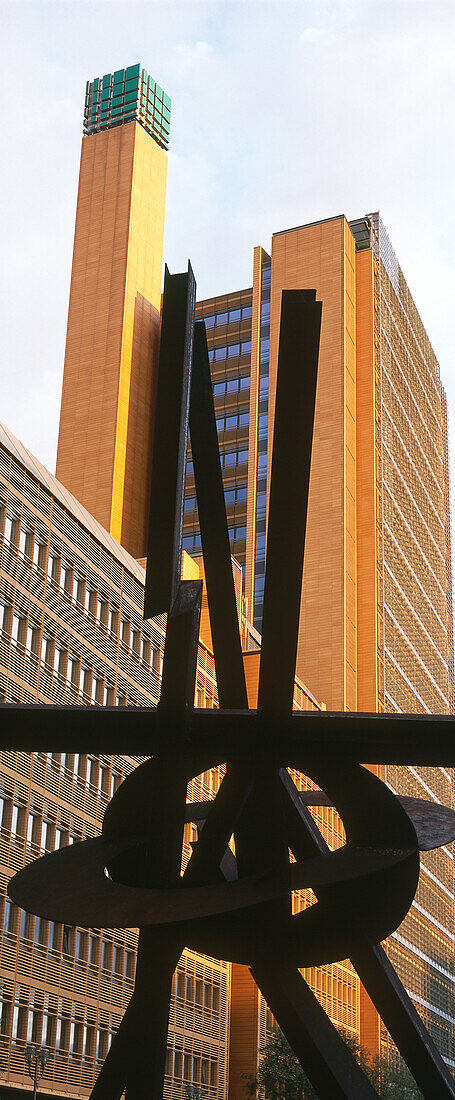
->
[{"left": 8, "top": 833, "right": 412, "bottom": 937}]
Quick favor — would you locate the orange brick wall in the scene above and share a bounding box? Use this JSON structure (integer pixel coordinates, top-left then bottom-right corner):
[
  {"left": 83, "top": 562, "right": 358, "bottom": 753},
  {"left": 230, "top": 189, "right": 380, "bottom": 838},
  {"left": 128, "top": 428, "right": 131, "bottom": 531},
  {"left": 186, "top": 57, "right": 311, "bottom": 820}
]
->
[{"left": 268, "top": 218, "right": 357, "bottom": 710}]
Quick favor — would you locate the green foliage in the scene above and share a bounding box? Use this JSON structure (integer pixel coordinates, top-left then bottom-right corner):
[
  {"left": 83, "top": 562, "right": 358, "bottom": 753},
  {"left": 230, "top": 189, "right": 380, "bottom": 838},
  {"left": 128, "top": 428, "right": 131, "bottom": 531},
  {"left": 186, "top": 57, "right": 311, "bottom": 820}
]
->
[{"left": 245, "top": 1026, "right": 423, "bottom": 1099}]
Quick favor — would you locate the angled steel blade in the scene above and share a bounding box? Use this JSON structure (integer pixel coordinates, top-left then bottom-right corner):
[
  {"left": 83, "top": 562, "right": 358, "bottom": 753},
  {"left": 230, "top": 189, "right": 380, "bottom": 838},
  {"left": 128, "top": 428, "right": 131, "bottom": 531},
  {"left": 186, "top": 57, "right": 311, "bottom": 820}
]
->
[
  {"left": 144, "top": 263, "right": 196, "bottom": 618},
  {"left": 190, "top": 320, "right": 248, "bottom": 710},
  {"left": 258, "top": 290, "right": 321, "bottom": 718},
  {"left": 280, "top": 770, "right": 455, "bottom": 1099}
]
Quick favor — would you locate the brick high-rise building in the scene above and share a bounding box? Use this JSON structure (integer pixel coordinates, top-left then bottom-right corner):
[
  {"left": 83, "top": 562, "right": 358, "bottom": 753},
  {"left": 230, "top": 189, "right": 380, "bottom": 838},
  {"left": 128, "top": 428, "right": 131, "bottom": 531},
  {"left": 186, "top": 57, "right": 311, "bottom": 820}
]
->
[
  {"left": 56, "top": 64, "right": 170, "bottom": 559},
  {"left": 188, "top": 213, "right": 455, "bottom": 1079}
]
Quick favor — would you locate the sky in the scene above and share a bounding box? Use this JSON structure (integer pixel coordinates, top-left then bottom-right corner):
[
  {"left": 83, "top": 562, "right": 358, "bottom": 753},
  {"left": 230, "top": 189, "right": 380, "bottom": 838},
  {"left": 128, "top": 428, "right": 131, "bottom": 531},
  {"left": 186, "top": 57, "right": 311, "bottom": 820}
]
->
[{"left": 1, "top": 0, "right": 455, "bottom": 506}]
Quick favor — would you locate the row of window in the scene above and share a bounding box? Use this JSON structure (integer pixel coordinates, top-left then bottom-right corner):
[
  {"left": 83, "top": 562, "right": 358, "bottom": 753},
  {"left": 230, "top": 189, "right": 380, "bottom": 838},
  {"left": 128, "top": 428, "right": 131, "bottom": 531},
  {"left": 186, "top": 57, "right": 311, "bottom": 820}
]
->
[
  {"left": 212, "top": 374, "right": 250, "bottom": 397},
  {"left": 175, "top": 972, "right": 220, "bottom": 1013},
  {"left": 166, "top": 1048, "right": 218, "bottom": 1087},
  {"left": 1, "top": 602, "right": 163, "bottom": 690},
  {"left": 184, "top": 483, "right": 247, "bottom": 513},
  {"left": 201, "top": 304, "right": 252, "bottom": 328},
  {"left": 9, "top": 996, "right": 118, "bottom": 1064},
  {"left": 4, "top": 900, "right": 134, "bottom": 978},
  {"left": 208, "top": 340, "right": 251, "bottom": 363},
  {"left": 216, "top": 412, "right": 249, "bottom": 434},
  {"left": 183, "top": 525, "right": 247, "bottom": 552},
  {"left": 186, "top": 447, "right": 248, "bottom": 478},
  {"left": 2, "top": 510, "right": 150, "bottom": 656}
]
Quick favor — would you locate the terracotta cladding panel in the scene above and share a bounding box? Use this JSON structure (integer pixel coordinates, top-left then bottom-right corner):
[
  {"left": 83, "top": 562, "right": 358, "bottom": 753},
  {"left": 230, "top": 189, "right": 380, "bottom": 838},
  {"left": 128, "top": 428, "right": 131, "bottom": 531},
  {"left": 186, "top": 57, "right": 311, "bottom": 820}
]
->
[
  {"left": 229, "top": 964, "right": 260, "bottom": 1100},
  {"left": 270, "top": 218, "right": 354, "bottom": 710}
]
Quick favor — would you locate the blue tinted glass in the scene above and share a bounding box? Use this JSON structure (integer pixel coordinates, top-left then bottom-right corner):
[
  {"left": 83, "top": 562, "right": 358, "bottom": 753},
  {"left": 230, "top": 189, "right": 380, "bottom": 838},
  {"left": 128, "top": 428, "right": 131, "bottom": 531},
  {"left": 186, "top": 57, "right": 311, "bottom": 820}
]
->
[
  {"left": 242, "top": 305, "right": 252, "bottom": 319},
  {"left": 224, "top": 451, "right": 236, "bottom": 466},
  {"left": 256, "top": 533, "right": 266, "bottom": 553},
  {"left": 228, "top": 344, "right": 240, "bottom": 358},
  {"left": 259, "top": 376, "right": 269, "bottom": 396},
  {"left": 237, "top": 486, "right": 248, "bottom": 503},
  {"left": 229, "top": 309, "right": 241, "bottom": 322},
  {"left": 261, "top": 301, "right": 271, "bottom": 322},
  {"left": 184, "top": 497, "right": 195, "bottom": 512},
  {"left": 186, "top": 460, "right": 193, "bottom": 474},
  {"left": 238, "top": 449, "right": 248, "bottom": 463},
  {"left": 213, "top": 382, "right": 225, "bottom": 396},
  {"left": 240, "top": 376, "right": 250, "bottom": 390},
  {"left": 235, "top": 526, "right": 247, "bottom": 541},
  {"left": 241, "top": 341, "right": 252, "bottom": 355},
  {"left": 216, "top": 418, "right": 224, "bottom": 432},
  {"left": 226, "top": 379, "right": 238, "bottom": 393},
  {"left": 258, "top": 454, "right": 267, "bottom": 474},
  {"left": 182, "top": 536, "right": 193, "bottom": 550},
  {"left": 225, "top": 416, "right": 237, "bottom": 430},
  {"left": 208, "top": 349, "right": 214, "bottom": 362},
  {"left": 204, "top": 315, "right": 215, "bottom": 328},
  {"left": 255, "top": 575, "right": 265, "bottom": 597},
  {"left": 215, "top": 347, "right": 226, "bottom": 361},
  {"left": 261, "top": 265, "right": 271, "bottom": 289},
  {"left": 216, "top": 312, "right": 228, "bottom": 326},
  {"left": 239, "top": 413, "right": 249, "bottom": 427},
  {"left": 224, "top": 489, "right": 236, "bottom": 505}
]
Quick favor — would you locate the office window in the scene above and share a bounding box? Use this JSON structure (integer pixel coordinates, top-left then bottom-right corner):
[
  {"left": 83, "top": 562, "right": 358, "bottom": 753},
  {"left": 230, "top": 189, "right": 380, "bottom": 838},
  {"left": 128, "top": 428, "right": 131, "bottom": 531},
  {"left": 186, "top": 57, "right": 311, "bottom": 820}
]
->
[
  {"left": 47, "top": 550, "right": 60, "bottom": 585},
  {"left": 89, "top": 933, "right": 98, "bottom": 967},
  {"left": 11, "top": 803, "right": 23, "bottom": 837},
  {"left": 26, "top": 620, "right": 39, "bottom": 655},
  {"left": 61, "top": 562, "right": 72, "bottom": 593},
  {"left": 54, "top": 827, "right": 65, "bottom": 852},
  {"left": 41, "top": 634, "right": 52, "bottom": 666},
  {"left": 33, "top": 539, "right": 44, "bottom": 570},
  {"left": 216, "top": 312, "right": 228, "bottom": 326},
  {"left": 4, "top": 512, "right": 16, "bottom": 545},
  {"left": 85, "top": 586, "right": 95, "bottom": 615},
  {"left": 131, "top": 627, "right": 140, "bottom": 656},
  {"left": 109, "top": 605, "right": 119, "bottom": 634},
  {"left": 0, "top": 602, "right": 9, "bottom": 634},
  {"left": 229, "top": 308, "right": 241, "bottom": 321},
  {"left": 54, "top": 646, "right": 65, "bottom": 677},
  {"left": 67, "top": 654, "right": 79, "bottom": 687},
  {"left": 97, "top": 594, "right": 108, "bottom": 625},
  {"left": 228, "top": 343, "right": 240, "bottom": 358},
  {"left": 120, "top": 619, "right": 130, "bottom": 648},
  {"left": 124, "top": 949, "right": 135, "bottom": 979},
  {"left": 75, "top": 930, "right": 87, "bottom": 964},
  {"left": 27, "top": 811, "right": 39, "bottom": 846},
  {"left": 11, "top": 612, "right": 23, "bottom": 645},
  {"left": 242, "top": 304, "right": 252, "bottom": 319},
  {"left": 101, "top": 937, "right": 111, "bottom": 970},
  {"left": 99, "top": 763, "right": 109, "bottom": 794}
]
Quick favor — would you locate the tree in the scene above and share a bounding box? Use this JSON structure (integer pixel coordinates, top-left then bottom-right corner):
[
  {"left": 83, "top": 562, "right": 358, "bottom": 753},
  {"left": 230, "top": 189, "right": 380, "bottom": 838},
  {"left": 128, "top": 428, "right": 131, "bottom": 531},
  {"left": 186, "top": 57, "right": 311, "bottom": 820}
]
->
[{"left": 245, "top": 1027, "right": 423, "bottom": 1099}]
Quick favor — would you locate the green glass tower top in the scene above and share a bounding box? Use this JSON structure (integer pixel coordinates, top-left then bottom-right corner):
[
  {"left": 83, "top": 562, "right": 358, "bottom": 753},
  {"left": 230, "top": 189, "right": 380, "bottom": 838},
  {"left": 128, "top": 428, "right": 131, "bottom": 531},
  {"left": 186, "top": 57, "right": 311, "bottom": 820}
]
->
[{"left": 84, "top": 63, "right": 171, "bottom": 151}]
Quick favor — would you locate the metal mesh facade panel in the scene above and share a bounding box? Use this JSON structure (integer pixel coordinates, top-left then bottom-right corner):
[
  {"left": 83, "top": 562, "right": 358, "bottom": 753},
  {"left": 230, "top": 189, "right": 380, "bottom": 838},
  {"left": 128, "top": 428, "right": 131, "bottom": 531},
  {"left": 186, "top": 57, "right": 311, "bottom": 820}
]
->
[{"left": 371, "top": 213, "right": 455, "bottom": 1070}]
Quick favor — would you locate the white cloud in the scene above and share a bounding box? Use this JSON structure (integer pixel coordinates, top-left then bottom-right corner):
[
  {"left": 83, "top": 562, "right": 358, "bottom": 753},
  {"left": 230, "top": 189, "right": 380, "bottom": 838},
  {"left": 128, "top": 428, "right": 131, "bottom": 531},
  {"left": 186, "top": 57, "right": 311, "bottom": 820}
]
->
[{"left": 1, "top": 0, "right": 455, "bottom": 535}]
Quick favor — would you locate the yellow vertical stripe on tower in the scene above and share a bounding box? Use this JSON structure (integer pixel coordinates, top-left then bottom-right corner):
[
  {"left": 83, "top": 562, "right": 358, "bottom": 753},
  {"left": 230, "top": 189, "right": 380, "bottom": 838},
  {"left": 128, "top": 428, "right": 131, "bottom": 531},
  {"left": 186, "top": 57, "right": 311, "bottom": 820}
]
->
[{"left": 110, "top": 121, "right": 168, "bottom": 554}]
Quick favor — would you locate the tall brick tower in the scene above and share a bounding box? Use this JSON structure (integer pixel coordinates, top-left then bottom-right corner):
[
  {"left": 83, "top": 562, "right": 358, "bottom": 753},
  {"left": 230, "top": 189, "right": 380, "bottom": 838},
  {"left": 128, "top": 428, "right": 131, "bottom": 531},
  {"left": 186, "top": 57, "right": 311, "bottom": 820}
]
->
[{"left": 56, "top": 64, "right": 170, "bottom": 557}]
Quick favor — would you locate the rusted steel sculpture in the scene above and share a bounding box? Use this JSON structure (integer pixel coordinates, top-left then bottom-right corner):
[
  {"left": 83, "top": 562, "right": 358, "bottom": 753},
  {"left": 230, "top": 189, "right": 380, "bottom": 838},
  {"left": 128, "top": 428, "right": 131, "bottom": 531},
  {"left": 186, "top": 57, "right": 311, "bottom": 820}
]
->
[{"left": 7, "top": 266, "right": 455, "bottom": 1099}]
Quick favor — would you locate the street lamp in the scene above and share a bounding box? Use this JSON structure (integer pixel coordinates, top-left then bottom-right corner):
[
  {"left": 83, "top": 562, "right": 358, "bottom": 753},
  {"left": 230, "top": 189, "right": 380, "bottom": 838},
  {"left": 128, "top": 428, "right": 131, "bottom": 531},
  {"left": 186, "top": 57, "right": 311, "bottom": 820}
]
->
[{"left": 25, "top": 1044, "right": 49, "bottom": 1100}]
